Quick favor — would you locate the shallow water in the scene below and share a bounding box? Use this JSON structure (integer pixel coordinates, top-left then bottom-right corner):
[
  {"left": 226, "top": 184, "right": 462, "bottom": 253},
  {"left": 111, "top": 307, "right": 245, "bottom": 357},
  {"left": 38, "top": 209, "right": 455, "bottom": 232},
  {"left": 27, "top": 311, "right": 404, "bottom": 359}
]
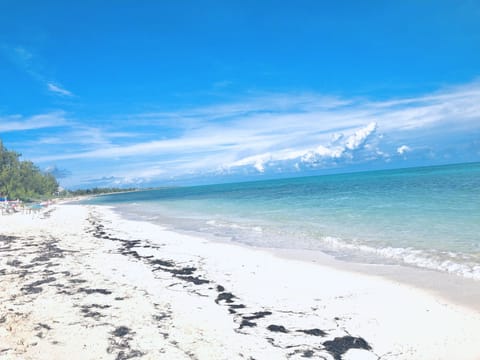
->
[{"left": 87, "top": 162, "right": 480, "bottom": 279}]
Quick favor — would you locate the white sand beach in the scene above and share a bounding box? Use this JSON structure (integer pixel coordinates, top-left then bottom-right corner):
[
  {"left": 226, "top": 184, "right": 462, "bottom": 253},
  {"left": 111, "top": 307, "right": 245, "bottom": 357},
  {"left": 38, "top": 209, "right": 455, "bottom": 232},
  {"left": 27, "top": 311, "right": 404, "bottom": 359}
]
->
[{"left": 1, "top": 203, "right": 480, "bottom": 360}]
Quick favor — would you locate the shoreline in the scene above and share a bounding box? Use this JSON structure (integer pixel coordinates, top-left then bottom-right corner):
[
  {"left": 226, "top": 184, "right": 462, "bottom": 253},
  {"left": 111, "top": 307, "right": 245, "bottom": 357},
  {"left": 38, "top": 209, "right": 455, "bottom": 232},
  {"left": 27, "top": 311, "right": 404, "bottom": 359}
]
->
[
  {"left": 1, "top": 203, "right": 480, "bottom": 359},
  {"left": 108, "top": 202, "right": 480, "bottom": 313},
  {"left": 272, "top": 247, "right": 480, "bottom": 313}
]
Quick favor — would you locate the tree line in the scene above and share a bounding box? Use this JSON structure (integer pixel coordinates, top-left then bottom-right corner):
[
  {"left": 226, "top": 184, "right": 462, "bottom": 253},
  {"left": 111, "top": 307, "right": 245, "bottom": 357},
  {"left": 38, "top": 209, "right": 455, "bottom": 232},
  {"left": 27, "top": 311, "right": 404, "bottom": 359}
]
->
[
  {"left": 0, "top": 140, "right": 59, "bottom": 201},
  {"left": 60, "top": 187, "right": 138, "bottom": 197}
]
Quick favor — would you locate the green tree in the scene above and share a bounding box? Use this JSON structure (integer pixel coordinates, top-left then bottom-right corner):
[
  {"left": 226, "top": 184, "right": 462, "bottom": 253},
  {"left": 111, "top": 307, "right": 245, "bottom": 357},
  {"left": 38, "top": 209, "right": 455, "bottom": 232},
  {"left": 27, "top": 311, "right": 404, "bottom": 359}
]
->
[{"left": 0, "top": 140, "right": 59, "bottom": 201}]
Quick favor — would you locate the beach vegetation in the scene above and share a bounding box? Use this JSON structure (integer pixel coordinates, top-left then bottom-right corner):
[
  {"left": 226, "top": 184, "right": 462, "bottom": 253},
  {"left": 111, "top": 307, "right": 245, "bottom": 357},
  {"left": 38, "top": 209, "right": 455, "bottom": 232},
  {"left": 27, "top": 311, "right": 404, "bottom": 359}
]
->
[
  {"left": 59, "top": 187, "right": 138, "bottom": 197},
  {"left": 0, "top": 140, "right": 59, "bottom": 201}
]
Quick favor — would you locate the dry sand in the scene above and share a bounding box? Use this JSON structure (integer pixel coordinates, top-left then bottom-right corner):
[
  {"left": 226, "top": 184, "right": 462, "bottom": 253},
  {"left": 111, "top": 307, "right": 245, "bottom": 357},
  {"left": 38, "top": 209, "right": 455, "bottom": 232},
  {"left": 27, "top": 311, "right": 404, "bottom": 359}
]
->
[{"left": 1, "top": 204, "right": 479, "bottom": 360}]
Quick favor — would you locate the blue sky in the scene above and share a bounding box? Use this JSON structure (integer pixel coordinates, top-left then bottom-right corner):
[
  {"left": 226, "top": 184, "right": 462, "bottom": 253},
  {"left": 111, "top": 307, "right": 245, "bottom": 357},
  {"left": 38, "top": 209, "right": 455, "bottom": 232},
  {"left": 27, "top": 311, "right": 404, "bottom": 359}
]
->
[{"left": 1, "top": 1, "right": 480, "bottom": 188}]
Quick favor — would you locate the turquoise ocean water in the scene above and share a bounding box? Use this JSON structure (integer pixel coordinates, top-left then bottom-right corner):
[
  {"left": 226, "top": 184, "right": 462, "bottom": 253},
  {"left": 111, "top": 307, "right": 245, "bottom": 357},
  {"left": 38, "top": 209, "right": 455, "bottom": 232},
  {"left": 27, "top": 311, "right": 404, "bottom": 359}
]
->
[{"left": 86, "top": 162, "right": 480, "bottom": 279}]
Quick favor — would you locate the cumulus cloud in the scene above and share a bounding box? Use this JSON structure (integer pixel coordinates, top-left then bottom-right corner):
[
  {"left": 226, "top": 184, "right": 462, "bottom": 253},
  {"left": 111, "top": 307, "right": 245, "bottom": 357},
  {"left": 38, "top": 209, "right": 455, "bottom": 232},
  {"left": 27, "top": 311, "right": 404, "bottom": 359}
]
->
[
  {"left": 227, "top": 122, "right": 378, "bottom": 173},
  {"left": 397, "top": 145, "right": 411, "bottom": 155},
  {"left": 345, "top": 122, "right": 377, "bottom": 150}
]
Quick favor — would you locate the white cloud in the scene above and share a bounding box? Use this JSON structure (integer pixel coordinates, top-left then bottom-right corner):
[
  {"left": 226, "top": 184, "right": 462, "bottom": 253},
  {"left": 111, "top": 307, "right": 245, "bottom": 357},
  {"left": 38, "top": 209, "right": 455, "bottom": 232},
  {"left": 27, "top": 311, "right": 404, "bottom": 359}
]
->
[
  {"left": 330, "top": 133, "right": 344, "bottom": 143},
  {"left": 0, "top": 111, "right": 67, "bottom": 132},
  {"left": 3, "top": 45, "right": 74, "bottom": 98},
  {"left": 397, "top": 145, "right": 411, "bottom": 155},
  {"left": 47, "top": 83, "right": 73, "bottom": 97},
  {"left": 345, "top": 122, "right": 377, "bottom": 150},
  {"left": 227, "top": 122, "right": 379, "bottom": 173},
  {"left": 18, "top": 80, "right": 480, "bottom": 185}
]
